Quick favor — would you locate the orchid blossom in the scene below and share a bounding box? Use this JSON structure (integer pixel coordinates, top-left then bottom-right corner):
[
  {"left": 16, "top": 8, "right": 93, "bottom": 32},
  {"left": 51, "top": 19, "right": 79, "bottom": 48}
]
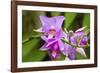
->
[
  {"left": 64, "top": 27, "right": 88, "bottom": 60},
  {"left": 36, "top": 16, "right": 67, "bottom": 60}
]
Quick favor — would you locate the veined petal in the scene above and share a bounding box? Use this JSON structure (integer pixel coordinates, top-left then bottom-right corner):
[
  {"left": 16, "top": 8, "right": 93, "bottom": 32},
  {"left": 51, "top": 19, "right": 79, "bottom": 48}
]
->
[
  {"left": 67, "top": 45, "right": 76, "bottom": 60},
  {"left": 39, "top": 16, "right": 65, "bottom": 33},
  {"left": 58, "top": 40, "right": 67, "bottom": 55},
  {"left": 70, "top": 36, "right": 77, "bottom": 45},
  {"left": 39, "top": 16, "right": 51, "bottom": 32},
  {"left": 40, "top": 16, "right": 56, "bottom": 28},
  {"left": 76, "top": 48, "right": 87, "bottom": 57},
  {"left": 39, "top": 16, "right": 49, "bottom": 26},
  {"left": 54, "top": 16, "right": 65, "bottom": 29},
  {"left": 70, "top": 53, "right": 75, "bottom": 60}
]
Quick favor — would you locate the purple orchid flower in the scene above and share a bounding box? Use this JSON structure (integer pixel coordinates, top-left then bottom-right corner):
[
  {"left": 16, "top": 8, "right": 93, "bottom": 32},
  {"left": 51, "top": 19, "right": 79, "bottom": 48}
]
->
[
  {"left": 37, "top": 16, "right": 67, "bottom": 60},
  {"left": 65, "top": 27, "right": 88, "bottom": 60}
]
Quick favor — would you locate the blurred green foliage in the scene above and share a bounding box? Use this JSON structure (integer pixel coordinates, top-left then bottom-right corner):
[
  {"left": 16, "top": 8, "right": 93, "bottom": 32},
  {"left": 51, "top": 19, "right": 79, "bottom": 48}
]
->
[{"left": 22, "top": 10, "right": 90, "bottom": 62}]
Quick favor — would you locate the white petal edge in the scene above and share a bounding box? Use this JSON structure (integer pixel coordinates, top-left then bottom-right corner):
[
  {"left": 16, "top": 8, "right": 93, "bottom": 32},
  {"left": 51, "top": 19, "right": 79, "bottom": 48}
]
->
[
  {"left": 75, "top": 27, "right": 86, "bottom": 32},
  {"left": 40, "top": 44, "right": 50, "bottom": 51},
  {"left": 33, "top": 27, "right": 43, "bottom": 32}
]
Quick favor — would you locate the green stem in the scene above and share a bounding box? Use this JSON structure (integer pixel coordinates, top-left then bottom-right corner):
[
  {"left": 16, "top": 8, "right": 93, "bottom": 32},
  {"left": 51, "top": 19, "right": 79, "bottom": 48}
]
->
[{"left": 22, "top": 36, "right": 35, "bottom": 43}]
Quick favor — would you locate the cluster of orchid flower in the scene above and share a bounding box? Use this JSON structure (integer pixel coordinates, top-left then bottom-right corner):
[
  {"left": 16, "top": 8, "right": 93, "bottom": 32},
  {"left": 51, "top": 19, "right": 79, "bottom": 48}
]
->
[{"left": 35, "top": 16, "right": 89, "bottom": 60}]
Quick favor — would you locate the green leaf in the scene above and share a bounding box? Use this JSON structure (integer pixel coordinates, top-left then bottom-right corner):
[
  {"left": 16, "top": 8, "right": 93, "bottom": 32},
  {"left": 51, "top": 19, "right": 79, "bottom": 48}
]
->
[
  {"left": 85, "top": 46, "right": 90, "bottom": 59},
  {"left": 75, "top": 52, "right": 84, "bottom": 60},
  {"left": 22, "top": 48, "right": 47, "bottom": 62},
  {"left": 22, "top": 32, "right": 32, "bottom": 41},
  {"left": 66, "top": 13, "right": 85, "bottom": 31},
  {"left": 82, "top": 13, "right": 90, "bottom": 31},
  {"left": 22, "top": 11, "right": 45, "bottom": 41},
  {"left": 22, "top": 38, "right": 41, "bottom": 57},
  {"left": 58, "top": 54, "right": 65, "bottom": 60},
  {"left": 51, "top": 12, "right": 61, "bottom": 16},
  {"left": 32, "top": 30, "right": 44, "bottom": 38},
  {"left": 22, "top": 30, "right": 44, "bottom": 43},
  {"left": 76, "top": 48, "right": 87, "bottom": 58},
  {"left": 64, "top": 12, "right": 77, "bottom": 29}
]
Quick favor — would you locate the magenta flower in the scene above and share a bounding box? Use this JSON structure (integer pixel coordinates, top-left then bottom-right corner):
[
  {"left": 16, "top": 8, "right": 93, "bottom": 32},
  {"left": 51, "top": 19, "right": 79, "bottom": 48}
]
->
[
  {"left": 37, "top": 16, "right": 67, "bottom": 60},
  {"left": 65, "top": 27, "right": 88, "bottom": 60}
]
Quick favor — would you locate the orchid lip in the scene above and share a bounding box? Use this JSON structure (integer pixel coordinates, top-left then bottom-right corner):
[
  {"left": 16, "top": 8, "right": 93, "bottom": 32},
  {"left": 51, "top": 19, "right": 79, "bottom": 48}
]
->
[{"left": 49, "top": 29, "right": 56, "bottom": 35}]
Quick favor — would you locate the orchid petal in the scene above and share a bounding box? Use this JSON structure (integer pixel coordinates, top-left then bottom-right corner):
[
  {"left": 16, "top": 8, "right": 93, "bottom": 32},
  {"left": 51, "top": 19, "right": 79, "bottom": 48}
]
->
[
  {"left": 40, "top": 43, "right": 50, "bottom": 51},
  {"left": 39, "top": 16, "right": 51, "bottom": 32},
  {"left": 55, "top": 30, "right": 69, "bottom": 43},
  {"left": 53, "top": 42, "right": 59, "bottom": 50},
  {"left": 67, "top": 45, "right": 76, "bottom": 60},
  {"left": 74, "top": 27, "right": 86, "bottom": 38},
  {"left": 41, "top": 35, "right": 47, "bottom": 42},
  {"left": 74, "top": 31, "right": 85, "bottom": 37},
  {"left": 79, "top": 35, "right": 88, "bottom": 46},
  {"left": 49, "top": 46, "right": 60, "bottom": 59},
  {"left": 55, "top": 29, "right": 64, "bottom": 38},
  {"left": 67, "top": 44, "right": 73, "bottom": 50},
  {"left": 39, "top": 16, "right": 48, "bottom": 26},
  {"left": 76, "top": 48, "right": 87, "bottom": 57},
  {"left": 51, "top": 51, "right": 57, "bottom": 58},
  {"left": 54, "top": 16, "right": 65, "bottom": 29},
  {"left": 46, "top": 39, "right": 57, "bottom": 47},
  {"left": 58, "top": 40, "right": 67, "bottom": 55},
  {"left": 70, "top": 36, "right": 77, "bottom": 45},
  {"left": 55, "top": 30, "right": 62, "bottom": 38},
  {"left": 50, "top": 51, "right": 59, "bottom": 59},
  {"left": 39, "top": 16, "right": 65, "bottom": 34},
  {"left": 70, "top": 53, "right": 75, "bottom": 60},
  {"left": 40, "top": 16, "right": 56, "bottom": 28}
]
